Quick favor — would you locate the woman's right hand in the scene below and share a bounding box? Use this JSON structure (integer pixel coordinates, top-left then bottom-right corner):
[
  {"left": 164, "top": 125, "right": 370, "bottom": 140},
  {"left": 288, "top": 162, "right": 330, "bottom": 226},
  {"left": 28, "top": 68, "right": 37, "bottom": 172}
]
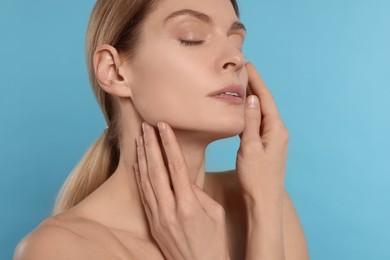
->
[{"left": 133, "top": 121, "right": 230, "bottom": 260}]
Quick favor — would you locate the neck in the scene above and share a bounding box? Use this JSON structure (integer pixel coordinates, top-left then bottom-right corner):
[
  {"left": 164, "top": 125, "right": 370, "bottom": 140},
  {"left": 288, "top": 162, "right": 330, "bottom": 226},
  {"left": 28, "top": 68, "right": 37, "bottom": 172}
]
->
[{"left": 75, "top": 122, "right": 211, "bottom": 241}]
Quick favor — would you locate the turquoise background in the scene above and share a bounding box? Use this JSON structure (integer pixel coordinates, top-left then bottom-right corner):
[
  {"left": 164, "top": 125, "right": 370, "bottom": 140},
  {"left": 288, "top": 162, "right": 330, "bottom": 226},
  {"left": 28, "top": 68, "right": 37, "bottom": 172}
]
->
[{"left": 1, "top": 0, "right": 389, "bottom": 259}]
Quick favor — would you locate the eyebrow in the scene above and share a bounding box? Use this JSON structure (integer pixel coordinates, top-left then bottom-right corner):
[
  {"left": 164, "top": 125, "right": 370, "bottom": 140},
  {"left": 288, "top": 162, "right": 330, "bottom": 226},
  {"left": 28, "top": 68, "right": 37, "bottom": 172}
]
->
[{"left": 163, "top": 9, "right": 247, "bottom": 33}]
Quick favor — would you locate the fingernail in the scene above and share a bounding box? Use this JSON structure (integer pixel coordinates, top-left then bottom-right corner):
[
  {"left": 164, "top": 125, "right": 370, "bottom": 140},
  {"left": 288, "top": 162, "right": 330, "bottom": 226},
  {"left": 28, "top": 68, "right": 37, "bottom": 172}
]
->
[
  {"left": 249, "top": 95, "right": 257, "bottom": 108},
  {"left": 142, "top": 122, "right": 149, "bottom": 133},
  {"left": 157, "top": 122, "right": 166, "bottom": 133}
]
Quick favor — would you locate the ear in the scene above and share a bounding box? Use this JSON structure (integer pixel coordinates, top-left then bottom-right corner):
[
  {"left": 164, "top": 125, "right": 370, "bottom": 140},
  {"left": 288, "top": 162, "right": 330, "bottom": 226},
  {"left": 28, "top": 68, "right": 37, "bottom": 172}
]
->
[{"left": 93, "top": 44, "right": 133, "bottom": 97}]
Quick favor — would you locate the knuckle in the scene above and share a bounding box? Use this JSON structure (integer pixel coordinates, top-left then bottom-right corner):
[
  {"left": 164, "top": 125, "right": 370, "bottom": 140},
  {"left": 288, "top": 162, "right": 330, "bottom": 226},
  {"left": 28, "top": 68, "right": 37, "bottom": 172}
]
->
[
  {"left": 280, "top": 127, "right": 289, "bottom": 141},
  {"left": 177, "top": 204, "right": 195, "bottom": 221},
  {"left": 274, "top": 121, "right": 285, "bottom": 131},
  {"left": 160, "top": 133, "right": 171, "bottom": 145},
  {"left": 159, "top": 210, "right": 176, "bottom": 230},
  {"left": 212, "top": 204, "right": 226, "bottom": 219},
  {"left": 275, "top": 123, "right": 289, "bottom": 139},
  {"left": 168, "top": 159, "right": 186, "bottom": 173}
]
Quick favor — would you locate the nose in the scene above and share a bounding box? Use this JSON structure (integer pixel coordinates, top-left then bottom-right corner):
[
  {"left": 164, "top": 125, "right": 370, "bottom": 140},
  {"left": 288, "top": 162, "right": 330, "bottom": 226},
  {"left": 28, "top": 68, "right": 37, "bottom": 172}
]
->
[{"left": 215, "top": 43, "right": 246, "bottom": 74}]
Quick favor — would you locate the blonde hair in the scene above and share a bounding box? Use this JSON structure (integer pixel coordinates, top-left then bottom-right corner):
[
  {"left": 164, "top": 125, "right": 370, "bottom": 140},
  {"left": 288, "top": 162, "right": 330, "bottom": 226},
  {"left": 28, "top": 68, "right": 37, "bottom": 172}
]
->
[{"left": 52, "top": 0, "right": 240, "bottom": 215}]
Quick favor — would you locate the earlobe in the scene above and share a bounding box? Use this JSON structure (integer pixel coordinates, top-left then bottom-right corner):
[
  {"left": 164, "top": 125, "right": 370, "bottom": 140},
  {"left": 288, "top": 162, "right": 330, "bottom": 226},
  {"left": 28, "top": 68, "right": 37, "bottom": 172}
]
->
[{"left": 93, "top": 44, "right": 132, "bottom": 97}]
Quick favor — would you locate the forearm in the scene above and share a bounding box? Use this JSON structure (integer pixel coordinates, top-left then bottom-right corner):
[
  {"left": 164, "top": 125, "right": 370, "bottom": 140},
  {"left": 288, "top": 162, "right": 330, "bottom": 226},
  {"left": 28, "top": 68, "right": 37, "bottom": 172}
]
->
[{"left": 245, "top": 194, "right": 285, "bottom": 260}]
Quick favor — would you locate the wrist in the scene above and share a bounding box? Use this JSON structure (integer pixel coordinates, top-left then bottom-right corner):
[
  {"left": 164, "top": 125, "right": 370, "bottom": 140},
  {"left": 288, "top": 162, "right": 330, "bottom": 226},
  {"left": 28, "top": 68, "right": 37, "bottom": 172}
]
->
[
  {"left": 245, "top": 206, "right": 285, "bottom": 260},
  {"left": 243, "top": 189, "right": 284, "bottom": 212}
]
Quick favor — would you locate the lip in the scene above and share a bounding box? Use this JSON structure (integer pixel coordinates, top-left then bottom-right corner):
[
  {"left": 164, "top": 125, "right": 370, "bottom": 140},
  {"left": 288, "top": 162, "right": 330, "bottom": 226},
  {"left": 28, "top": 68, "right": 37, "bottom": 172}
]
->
[
  {"left": 211, "top": 94, "right": 244, "bottom": 104},
  {"left": 207, "top": 84, "right": 246, "bottom": 99}
]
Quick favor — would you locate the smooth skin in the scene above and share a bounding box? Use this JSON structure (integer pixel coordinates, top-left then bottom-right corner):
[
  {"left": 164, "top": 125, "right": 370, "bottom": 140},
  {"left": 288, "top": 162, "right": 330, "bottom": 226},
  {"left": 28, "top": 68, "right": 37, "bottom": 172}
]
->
[
  {"left": 132, "top": 62, "right": 309, "bottom": 260},
  {"left": 13, "top": 0, "right": 309, "bottom": 258},
  {"left": 238, "top": 63, "right": 291, "bottom": 260},
  {"left": 13, "top": 64, "right": 309, "bottom": 260},
  {"left": 134, "top": 123, "right": 230, "bottom": 260}
]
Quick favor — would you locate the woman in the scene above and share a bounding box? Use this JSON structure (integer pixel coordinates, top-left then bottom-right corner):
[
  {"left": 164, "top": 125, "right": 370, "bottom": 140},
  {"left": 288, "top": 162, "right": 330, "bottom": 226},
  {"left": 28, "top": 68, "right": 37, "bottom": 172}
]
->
[{"left": 14, "top": 0, "right": 309, "bottom": 259}]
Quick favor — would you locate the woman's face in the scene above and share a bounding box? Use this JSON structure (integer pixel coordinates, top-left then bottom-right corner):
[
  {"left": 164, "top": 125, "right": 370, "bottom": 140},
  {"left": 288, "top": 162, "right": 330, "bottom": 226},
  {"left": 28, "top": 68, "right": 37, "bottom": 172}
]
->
[{"left": 127, "top": 0, "right": 248, "bottom": 139}]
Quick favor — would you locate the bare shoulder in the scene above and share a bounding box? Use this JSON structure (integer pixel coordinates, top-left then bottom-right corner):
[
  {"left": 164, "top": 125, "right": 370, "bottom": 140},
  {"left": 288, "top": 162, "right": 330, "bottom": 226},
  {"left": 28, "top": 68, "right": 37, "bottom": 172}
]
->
[
  {"left": 205, "top": 169, "right": 241, "bottom": 193},
  {"left": 280, "top": 190, "right": 310, "bottom": 259},
  {"left": 206, "top": 169, "right": 304, "bottom": 214},
  {"left": 207, "top": 170, "right": 309, "bottom": 259},
  {"left": 206, "top": 169, "right": 247, "bottom": 217},
  {"left": 13, "top": 216, "right": 123, "bottom": 260},
  {"left": 205, "top": 169, "right": 248, "bottom": 229},
  {"left": 205, "top": 169, "right": 245, "bottom": 205}
]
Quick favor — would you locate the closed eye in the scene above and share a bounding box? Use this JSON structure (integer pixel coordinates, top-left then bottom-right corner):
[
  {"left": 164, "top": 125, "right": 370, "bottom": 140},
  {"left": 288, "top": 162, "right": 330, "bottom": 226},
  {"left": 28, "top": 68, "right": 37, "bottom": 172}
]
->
[
  {"left": 179, "top": 39, "right": 243, "bottom": 52},
  {"left": 179, "top": 40, "right": 205, "bottom": 46}
]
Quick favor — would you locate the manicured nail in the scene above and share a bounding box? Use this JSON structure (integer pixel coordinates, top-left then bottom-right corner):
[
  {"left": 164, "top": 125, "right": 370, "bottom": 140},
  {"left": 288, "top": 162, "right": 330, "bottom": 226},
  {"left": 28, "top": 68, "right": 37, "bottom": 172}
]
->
[
  {"left": 157, "top": 122, "right": 166, "bottom": 133},
  {"left": 142, "top": 122, "right": 150, "bottom": 133},
  {"left": 249, "top": 95, "right": 258, "bottom": 108}
]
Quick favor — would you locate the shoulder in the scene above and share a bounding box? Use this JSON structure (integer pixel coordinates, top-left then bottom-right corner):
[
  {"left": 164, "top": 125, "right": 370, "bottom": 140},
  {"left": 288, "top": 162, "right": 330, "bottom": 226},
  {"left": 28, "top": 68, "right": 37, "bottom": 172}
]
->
[
  {"left": 13, "top": 216, "right": 122, "bottom": 260},
  {"left": 13, "top": 218, "right": 85, "bottom": 260},
  {"left": 205, "top": 169, "right": 239, "bottom": 190},
  {"left": 206, "top": 169, "right": 296, "bottom": 208},
  {"left": 205, "top": 170, "right": 305, "bottom": 226},
  {"left": 206, "top": 169, "right": 243, "bottom": 198},
  {"left": 204, "top": 170, "right": 247, "bottom": 226},
  {"left": 206, "top": 170, "right": 309, "bottom": 259}
]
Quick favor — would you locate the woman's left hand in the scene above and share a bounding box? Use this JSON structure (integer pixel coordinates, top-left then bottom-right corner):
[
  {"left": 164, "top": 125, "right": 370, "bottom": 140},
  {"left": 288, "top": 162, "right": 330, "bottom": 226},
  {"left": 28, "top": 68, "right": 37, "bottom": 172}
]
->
[{"left": 235, "top": 62, "right": 290, "bottom": 206}]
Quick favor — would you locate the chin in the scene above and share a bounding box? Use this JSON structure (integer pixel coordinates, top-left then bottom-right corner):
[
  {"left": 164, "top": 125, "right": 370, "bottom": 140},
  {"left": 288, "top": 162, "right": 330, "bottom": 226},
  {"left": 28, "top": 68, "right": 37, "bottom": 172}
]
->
[{"left": 212, "top": 117, "right": 245, "bottom": 138}]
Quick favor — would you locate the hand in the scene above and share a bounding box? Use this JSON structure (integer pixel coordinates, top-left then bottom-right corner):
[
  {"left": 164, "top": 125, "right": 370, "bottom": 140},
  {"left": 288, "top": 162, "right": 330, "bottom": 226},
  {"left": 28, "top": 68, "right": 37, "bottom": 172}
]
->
[
  {"left": 133, "top": 122, "right": 231, "bottom": 260},
  {"left": 236, "top": 62, "right": 289, "bottom": 205}
]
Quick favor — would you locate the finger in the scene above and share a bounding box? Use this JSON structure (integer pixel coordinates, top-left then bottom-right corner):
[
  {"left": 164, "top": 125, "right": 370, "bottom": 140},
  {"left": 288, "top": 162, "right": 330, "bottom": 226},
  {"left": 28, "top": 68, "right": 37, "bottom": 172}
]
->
[
  {"left": 239, "top": 86, "right": 256, "bottom": 140},
  {"left": 246, "top": 62, "right": 289, "bottom": 150},
  {"left": 245, "top": 62, "right": 285, "bottom": 132},
  {"left": 141, "top": 122, "right": 175, "bottom": 209},
  {"left": 239, "top": 95, "right": 262, "bottom": 145},
  {"left": 246, "top": 82, "right": 254, "bottom": 97},
  {"left": 157, "top": 122, "right": 198, "bottom": 206},
  {"left": 133, "top": 162, "right": 153, "bottom": 222},
  {"left": 136, "top": 136, "right": 159, "bottom": 217}
]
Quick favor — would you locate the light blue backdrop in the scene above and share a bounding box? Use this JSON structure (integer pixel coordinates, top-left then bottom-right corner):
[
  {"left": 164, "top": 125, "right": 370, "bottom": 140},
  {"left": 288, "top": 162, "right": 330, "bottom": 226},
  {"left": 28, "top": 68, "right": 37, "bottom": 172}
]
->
[{"left": 1, "top": 1, "right": 389, "bottom": 259}]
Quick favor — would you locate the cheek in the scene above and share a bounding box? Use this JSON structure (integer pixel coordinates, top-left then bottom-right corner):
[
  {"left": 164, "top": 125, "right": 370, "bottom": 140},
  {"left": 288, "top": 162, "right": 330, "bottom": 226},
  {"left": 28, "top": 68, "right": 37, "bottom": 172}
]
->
[{"left": 131, "top": 46, "right": 205, "bottom": 122}]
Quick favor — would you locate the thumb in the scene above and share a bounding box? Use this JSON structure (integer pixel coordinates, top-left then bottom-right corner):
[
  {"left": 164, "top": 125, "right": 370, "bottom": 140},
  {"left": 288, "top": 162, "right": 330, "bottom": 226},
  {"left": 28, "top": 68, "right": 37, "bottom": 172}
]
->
[{"left": 240, "top": 95, "right": 261, "bottom": 143}]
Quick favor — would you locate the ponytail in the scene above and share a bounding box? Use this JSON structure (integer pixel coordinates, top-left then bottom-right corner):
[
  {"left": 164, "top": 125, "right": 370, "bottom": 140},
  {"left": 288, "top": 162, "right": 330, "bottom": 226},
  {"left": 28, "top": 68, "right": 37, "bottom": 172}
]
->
[{"left": 52, "top": 129, "right": 119, "bottom": 215}]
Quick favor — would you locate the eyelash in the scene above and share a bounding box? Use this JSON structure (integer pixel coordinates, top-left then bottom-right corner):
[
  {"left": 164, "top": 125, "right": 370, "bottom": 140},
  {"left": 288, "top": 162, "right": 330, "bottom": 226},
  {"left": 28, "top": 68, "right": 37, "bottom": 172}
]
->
[
  {"left": 179, "top": 40, "right": 205, "bottom": 46},
  {"left": 179, "top": 39, "right": 243, "bottom": 52}
]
